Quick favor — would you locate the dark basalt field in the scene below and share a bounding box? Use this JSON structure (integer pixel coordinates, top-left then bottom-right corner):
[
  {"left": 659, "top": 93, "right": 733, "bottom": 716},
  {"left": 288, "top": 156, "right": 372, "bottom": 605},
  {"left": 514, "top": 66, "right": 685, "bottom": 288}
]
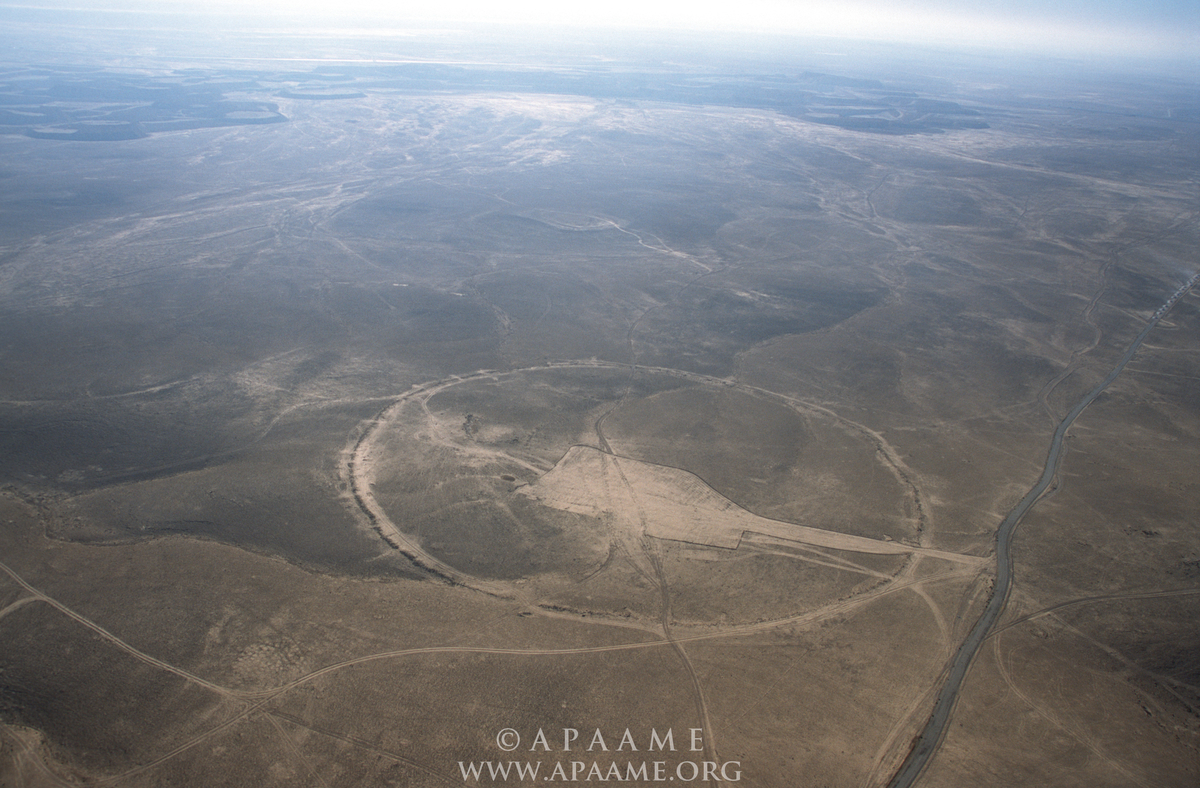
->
[{"left": 0, "top": 24, "right": 1197, "bottom": 788}]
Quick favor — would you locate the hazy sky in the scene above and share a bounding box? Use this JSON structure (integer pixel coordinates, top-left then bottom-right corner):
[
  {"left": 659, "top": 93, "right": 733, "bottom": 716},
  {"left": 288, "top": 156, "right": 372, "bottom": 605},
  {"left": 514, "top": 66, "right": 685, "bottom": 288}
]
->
[{"left": 3, "top": 0, "right": 1198, "bottom": 59}]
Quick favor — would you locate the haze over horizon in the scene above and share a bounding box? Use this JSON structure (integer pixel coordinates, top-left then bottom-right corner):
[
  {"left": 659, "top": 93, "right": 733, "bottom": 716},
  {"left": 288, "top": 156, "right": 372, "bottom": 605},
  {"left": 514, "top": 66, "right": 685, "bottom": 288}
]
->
[
  {"left": 2, "top": 0, "right": 1199, "bottom": 784},
  {"left": 1, "top": 0, "right": 1197, "bottom": 62}
]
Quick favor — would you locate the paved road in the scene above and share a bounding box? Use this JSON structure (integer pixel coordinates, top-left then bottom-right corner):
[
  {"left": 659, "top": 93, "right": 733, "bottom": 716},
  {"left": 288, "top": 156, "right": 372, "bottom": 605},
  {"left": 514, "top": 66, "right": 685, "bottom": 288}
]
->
[{"left": 886, "top": 274, "right": 1199, "bottom": 788}]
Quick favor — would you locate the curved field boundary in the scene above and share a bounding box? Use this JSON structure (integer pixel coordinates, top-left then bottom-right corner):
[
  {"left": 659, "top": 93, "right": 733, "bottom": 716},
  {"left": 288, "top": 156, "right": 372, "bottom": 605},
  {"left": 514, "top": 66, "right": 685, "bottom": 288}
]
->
[{"left": 344, "top": 360, "right": 962, "bottom": 596}]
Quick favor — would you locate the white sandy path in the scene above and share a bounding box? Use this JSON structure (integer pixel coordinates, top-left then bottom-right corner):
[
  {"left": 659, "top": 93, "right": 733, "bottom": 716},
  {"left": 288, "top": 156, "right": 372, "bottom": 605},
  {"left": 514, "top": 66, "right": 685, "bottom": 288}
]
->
[{"left": 519, "top": 445, "right": 980, "bottom": 564}]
